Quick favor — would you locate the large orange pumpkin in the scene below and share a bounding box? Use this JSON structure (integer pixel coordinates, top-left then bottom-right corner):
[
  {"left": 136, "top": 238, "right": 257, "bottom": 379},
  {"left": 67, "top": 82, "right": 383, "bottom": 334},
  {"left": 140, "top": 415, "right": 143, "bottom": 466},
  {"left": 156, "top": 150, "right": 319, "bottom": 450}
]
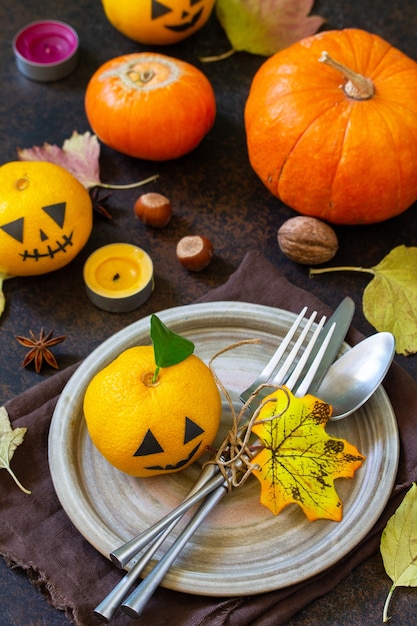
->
[
  {"left": 101, "top": 0, "right": 216, "bottom": 46},
  {"left": 245, "top": 29, "right": 417, "bottom": 225},
  {"left": 85, "top": 52, "right": 216, "bottom": 161}
]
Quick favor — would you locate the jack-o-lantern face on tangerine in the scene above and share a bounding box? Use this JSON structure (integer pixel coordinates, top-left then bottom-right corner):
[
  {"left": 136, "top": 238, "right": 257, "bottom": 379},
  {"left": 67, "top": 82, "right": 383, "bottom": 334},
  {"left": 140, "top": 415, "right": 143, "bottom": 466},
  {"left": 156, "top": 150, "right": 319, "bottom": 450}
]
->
[
  {"left": 0, "top": 161, "right": 92, "bottom": 277},
  {"left": 83, "top": 346, "right": 222, "bottom": 478},
  {"left": 152, "top": 0, "right": 205, "bottom": 34},
  {"left": 101, "top": 0, "right": 216, "bottom": 45},
  {"left": 134, "top": 415, "right": 206, "bottom": 471}
]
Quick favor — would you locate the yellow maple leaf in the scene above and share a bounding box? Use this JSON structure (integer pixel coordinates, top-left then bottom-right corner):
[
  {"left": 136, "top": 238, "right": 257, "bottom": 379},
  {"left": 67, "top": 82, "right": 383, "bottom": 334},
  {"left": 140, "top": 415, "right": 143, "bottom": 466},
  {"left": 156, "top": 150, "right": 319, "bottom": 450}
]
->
[{"left": 251, "top": 387, "right": 365, "bottom": 521}]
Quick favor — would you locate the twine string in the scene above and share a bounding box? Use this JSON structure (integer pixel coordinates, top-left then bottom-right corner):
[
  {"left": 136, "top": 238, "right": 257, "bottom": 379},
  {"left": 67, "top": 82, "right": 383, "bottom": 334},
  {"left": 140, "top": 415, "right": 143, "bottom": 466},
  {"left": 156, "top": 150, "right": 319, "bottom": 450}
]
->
[{"left": 206, "top": 340, "right": 291, "bottom": 490}]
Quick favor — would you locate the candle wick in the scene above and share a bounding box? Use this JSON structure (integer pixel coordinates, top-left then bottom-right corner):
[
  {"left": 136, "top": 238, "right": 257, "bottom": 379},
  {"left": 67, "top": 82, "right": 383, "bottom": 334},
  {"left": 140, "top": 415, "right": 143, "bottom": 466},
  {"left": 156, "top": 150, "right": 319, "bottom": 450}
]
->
[
  {"left": 113, "top": 273, "right": 120, "bottom": 281},
  {"left": 44, "top": 45, "right": 51, "bottom": 54}
]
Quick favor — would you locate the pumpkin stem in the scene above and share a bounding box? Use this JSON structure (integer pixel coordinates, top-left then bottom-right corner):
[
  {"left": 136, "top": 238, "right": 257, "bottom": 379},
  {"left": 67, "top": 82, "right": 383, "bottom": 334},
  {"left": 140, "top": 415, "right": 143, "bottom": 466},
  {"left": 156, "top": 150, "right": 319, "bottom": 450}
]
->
[
  {"left": 139, "top": 70, "right": 155, "bottom": 83},
  {"left": 128, "top": 69, "right": 156, "bottom": 84},
  {"left": 318, "top": 51, "right": 375, "bottom": 100}
]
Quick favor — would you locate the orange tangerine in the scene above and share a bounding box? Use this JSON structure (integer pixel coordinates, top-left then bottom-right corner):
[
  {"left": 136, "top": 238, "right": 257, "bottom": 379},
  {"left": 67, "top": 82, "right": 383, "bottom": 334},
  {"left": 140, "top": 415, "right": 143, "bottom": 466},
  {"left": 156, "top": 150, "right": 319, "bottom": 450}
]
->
[
  {"left": 83, "top": 345, "right": 222, "bottom": 477},
  {"left": 0, "top": 161, "right": 92, "bottom": 277}
]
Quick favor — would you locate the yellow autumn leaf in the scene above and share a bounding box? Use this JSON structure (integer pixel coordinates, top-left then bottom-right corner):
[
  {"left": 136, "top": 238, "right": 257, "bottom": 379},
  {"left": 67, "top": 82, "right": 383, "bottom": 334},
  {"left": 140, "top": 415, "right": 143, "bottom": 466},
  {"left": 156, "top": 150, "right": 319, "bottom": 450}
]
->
[
  {"left": 363, "top": 246, "right": 417, "bottom": 356},
  {"left": 380, "top": 482, "right": 417, "bottom": 623},
  {"left": 215, "top": 0, "right": 325, "bottom": 57},
  {"left": 250, "top": 387, "right": 365, "bottom": 521},
  {"left": 0, "top": 406, "right": 30, "bottom": 494},
  {"left": 310, "top": 245, "right": 417, "bottom": 356}
]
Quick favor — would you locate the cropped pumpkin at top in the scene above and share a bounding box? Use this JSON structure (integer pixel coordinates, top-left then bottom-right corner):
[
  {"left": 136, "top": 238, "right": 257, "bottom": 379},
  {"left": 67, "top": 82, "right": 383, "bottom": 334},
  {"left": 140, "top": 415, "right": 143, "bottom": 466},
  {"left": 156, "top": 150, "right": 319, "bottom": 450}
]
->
[
  {"left": 101, "top": 0, "right": 216, "bottom": 46},
  {"left": 245, "top": 28, "right": 417, "bottom": 225},
  {"left": 85, "top": 52, "right": 216, "bottom": 161}
]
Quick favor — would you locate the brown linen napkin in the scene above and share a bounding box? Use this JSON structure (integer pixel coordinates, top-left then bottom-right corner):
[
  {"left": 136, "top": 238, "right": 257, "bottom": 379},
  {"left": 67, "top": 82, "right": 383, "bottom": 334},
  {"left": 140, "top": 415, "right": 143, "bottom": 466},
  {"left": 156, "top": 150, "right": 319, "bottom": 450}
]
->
[{"left": 2, "top": 250, "right": 417, "bottom": 626}]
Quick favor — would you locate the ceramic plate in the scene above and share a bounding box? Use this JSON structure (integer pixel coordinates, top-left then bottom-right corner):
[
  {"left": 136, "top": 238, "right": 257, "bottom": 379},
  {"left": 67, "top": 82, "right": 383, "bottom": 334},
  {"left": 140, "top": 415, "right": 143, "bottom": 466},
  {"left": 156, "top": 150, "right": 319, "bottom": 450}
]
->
[{"left": 48, "top": 302, "right": 399, "bottom": 596}]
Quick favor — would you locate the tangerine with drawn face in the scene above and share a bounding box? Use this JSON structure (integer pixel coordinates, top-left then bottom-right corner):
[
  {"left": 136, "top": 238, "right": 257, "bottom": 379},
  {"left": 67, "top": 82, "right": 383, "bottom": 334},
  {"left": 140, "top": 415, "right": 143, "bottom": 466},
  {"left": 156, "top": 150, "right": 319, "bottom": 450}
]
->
[
  {"left": 101, "top": 0, "right": 216, "bottom": 45},
  {"left": 0, "top": 161, "right": 93, "bottom": 277},
  {"left": 83, "top": 345, "right": 222, "bottom": 477}
]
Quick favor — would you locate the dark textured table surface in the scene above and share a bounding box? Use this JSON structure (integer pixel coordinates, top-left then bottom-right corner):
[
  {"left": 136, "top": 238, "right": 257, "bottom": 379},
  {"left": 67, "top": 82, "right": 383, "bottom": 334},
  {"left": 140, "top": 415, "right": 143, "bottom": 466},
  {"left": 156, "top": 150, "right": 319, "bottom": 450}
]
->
[{"left": 1, "top": 1, "right": 417, "bottom": 624}]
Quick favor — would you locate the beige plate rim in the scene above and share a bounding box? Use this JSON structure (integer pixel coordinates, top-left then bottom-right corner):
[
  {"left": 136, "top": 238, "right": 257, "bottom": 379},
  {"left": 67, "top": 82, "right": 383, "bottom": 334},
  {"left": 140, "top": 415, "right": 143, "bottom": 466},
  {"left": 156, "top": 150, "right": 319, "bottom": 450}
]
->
[{"left": 48, "top": 301, "right": 399, "bottom": 596}]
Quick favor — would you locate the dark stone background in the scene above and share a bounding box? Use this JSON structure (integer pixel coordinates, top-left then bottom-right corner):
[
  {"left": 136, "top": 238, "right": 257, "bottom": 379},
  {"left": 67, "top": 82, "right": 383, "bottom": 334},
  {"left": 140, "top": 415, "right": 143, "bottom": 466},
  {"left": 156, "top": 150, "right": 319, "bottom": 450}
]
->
[{"left": 1, "top": 1, "right": 416, "bottom": 623}]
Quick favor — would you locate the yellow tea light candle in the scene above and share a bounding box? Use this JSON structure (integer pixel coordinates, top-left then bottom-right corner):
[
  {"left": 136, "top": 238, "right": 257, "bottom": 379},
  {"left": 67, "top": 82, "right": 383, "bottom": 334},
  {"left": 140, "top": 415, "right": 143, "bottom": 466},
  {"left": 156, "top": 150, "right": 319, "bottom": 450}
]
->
[{"left": 83, "top": 243, "right": 154, "bottom": 312}]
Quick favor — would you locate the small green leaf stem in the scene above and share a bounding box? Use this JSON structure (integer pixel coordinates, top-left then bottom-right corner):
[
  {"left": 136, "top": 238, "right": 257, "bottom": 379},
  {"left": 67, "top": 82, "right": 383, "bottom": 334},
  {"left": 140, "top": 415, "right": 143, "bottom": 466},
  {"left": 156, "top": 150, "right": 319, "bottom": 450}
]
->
[
  {"left": 310, "top": 265, "right": 375, "bottom": 277},
  {"left": 150, "top": 314, "right": 194, "bottom": 383}
]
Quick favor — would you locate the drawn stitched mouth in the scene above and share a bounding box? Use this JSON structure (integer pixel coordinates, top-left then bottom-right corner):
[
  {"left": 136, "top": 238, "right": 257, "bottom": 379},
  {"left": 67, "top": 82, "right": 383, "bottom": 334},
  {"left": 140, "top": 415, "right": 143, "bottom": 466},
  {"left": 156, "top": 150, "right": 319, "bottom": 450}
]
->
[
  {"left": 144, "top": 442, "right": 201, "bottom": 471},
  {"left": 19, "top": 231, "right": 74, "bottom": 261},
  {"left": 165, "top": 7, "right": 203, "bottom": 32}
]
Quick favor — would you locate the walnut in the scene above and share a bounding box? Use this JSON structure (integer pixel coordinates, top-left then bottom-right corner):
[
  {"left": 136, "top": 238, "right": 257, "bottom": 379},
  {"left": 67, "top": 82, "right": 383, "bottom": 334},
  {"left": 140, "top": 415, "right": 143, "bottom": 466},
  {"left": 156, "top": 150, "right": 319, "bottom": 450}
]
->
[{"left": 277, "top": 216, "right": 338, "bottom": 265}]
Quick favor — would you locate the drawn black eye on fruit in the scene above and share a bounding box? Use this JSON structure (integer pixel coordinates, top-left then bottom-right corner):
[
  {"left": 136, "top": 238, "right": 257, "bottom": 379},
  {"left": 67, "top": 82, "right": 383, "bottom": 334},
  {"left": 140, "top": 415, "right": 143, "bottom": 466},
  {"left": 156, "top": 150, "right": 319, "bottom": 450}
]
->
[
  {"left": 134, "top": 416, "right": 205, "bottom": 470},
  {"left": 1, "top": 202, "right": 74, "bottom": 261}
]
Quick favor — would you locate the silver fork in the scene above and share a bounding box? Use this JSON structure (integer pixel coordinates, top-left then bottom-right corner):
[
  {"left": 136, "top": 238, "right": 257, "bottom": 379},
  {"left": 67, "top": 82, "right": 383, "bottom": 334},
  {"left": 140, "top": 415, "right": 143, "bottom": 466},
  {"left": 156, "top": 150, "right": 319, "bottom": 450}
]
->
[
  {"left": 109, "top": 309, "right": 316, "bottom": 566},
  {"left": 94, "top": 308, "right": 335, "bottom": 621}
]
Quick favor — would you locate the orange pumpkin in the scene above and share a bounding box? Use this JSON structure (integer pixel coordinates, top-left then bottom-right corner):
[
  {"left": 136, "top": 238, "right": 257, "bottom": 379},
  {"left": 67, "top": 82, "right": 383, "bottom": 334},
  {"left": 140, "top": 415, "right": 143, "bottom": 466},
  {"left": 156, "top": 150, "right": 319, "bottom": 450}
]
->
[
  {"left": 101, "top": 0, "right": 216, "bottom": 46},
  {"left": 245, "top": 29, "right": 417, "bottom": 225},
  {"left": 85, "top": 52, "right": 216, "bottom": 161}
]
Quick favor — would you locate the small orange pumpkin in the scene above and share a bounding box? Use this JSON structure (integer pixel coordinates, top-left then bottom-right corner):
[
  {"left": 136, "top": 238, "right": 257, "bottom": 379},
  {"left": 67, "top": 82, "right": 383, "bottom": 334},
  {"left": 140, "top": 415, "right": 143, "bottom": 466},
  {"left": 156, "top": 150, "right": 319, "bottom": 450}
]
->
[
  {"left": 101, "top": 0, "right": 216, "bottom": 46},
  {"left": 85, "top": 52, "right": 216, "bottom": 161},
  {"left": 245, "top": 29, "right": 417, "bottom": 225}
]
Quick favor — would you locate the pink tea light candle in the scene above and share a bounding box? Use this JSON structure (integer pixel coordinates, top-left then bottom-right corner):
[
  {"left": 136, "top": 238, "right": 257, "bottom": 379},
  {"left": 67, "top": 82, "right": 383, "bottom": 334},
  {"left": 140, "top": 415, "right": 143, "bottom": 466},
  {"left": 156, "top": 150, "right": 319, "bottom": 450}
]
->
[{"left": 13, "top": 20, "right": 79, "bottom": 82}]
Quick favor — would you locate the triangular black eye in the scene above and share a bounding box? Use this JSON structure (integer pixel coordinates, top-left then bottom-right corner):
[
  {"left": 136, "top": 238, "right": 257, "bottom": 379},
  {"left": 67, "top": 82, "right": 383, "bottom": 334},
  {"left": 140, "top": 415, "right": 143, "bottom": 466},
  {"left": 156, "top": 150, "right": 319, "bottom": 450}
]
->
[
  {"left": 0, "top": 217, "right": 24, "bottom": 242},
  {"left": 152, "top": 0, "right": 172, "bottom": 19},
  {"left": 42, "top": 202, "right": 66, "bottom": 228},
  {"left": 134, "top": 429, "right": 165, "bottom": 457},
  {"left": 190, "top": 0, "right": 204, "bottom": 5},
  {"left": 184, "top": 417, "right": 204, "bottom": 444}
]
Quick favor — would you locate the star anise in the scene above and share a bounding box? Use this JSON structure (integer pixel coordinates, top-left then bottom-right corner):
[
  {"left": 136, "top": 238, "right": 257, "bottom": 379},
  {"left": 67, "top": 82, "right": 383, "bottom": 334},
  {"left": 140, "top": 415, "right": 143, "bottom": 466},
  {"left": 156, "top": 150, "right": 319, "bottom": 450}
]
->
[
  {"left": 90, "top": 187, "right": 113, "bottom": 219},
  {"left": 15, "top": 328, "right": 66, "bottom": 373}
]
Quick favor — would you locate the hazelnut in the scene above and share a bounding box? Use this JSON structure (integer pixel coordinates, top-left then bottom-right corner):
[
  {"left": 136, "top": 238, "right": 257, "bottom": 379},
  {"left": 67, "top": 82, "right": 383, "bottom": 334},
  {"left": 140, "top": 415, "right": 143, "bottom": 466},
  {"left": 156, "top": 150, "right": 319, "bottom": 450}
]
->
[
  {"left": 277, "top": 216, "right": 338, "bottom": 265},
  {"left": 134, "top": 192, "right": 172, "bottom": 227},
  {"left": 176, "top": 235, "right": 214, "bottom": 271}
]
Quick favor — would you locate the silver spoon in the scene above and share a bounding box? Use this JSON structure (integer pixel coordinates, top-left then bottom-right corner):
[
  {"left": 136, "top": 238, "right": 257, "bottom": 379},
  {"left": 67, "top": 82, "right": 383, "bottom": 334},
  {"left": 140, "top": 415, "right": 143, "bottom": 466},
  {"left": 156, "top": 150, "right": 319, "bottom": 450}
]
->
[
  {"left": 320, "top": 331, "right": 395, "bottom": 421},
  {"left": 97, "top": 332, "right": 395, "bottom": 621}
]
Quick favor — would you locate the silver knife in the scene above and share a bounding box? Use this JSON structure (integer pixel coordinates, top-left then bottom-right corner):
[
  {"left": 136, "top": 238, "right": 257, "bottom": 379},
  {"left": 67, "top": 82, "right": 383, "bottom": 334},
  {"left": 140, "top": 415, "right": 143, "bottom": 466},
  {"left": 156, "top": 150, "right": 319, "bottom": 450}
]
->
[{"left": 292, "top": 296, "right": 354, "bottom": 396}]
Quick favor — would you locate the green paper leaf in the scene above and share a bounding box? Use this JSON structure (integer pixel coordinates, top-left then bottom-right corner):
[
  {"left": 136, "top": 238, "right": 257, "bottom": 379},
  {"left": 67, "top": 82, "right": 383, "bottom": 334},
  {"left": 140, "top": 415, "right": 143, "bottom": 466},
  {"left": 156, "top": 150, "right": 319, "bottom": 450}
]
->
[
  {"left": 216, "top": 0, "right": 325, "bottom": 57},
  {"left": 380, "top": 483, "right": 417, "bottom": 622},
  {"left": 150, "top": 315, "right": 194, "bottom": 373}
]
